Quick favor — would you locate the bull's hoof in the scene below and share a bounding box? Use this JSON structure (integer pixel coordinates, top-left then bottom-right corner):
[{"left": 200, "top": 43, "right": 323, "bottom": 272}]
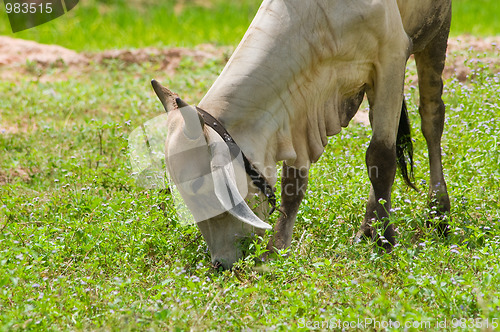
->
[
  {"left": 355, "top": 223, "right": 395, "bottom": 254},
  {"left": 426, "top": 198, "right": 451, "bottom": 237},
  {"left": 426, "top": 217, "right": 450, "bottom": 238},
  {"left": 354, "top": 223, "right": 374, "bottom": 243},
  {"left": 426, "top": 205, "right": 451, "bottom": 237},
  {"left": 375, "top": 237, "right": 395, "bottom": 254},
  {"left": 266, "top": 235, "right": 288, "bottom": 253}
]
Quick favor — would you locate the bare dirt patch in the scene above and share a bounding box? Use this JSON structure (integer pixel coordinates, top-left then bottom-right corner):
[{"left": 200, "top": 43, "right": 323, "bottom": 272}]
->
[
  {"left": 444, "top": 36, "right": 500, "bottom": 83},
  {"left": 0, "top": 36, "right": 87, "bottom": 66},
  {"left": 0, "top": 121, "right": 38, "bottom": 135},
  {"left": 93, "top": 45, "right": 225, "bottom": 75},
  {"left": 0, "top": 36, "right": 498, "bottom": 127},
  {"left": 0, "top": 36, "right": 225, "bottom": 82},
  {"left": 0, "top": 167, "right": 38, "bottom": 185},
  {"left": 1, "top": 35, "right": 498, "bottom": 81}
]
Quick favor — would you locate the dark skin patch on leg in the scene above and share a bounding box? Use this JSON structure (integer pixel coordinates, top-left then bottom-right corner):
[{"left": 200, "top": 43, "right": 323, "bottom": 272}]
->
[
  {"left": 363, "top": 141, "right": 397, "bottom": 251},
  {"left": 267, "top": 163, "right": 308, "bottom": 252}
]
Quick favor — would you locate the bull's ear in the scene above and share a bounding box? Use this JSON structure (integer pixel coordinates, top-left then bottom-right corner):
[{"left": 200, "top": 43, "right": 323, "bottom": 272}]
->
[
  {"left": 177, "top": 102, "right": 205, "bottom": 140},
  {"left": 151, "top": 79, "right": 177, "bottom": 113}
]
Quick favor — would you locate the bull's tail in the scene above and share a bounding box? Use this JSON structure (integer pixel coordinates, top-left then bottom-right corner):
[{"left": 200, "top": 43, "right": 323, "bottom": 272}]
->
[{"left": 396, "top": 99, "right": 418, "bottom": 191}]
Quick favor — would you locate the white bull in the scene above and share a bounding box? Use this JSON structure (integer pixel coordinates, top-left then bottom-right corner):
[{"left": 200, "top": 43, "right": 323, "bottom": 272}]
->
[{"left": 152, "top": 0, "right": 452, "bottom": 269}]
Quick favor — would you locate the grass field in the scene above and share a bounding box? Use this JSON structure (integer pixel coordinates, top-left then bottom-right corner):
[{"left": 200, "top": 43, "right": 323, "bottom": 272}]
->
[
  {"left": 0, "top": 0, "right": 499, "bottom": 51},
  {"left": 1, "top": 1, "right": 500, "bottom": 331},
  {"left": 0, "top": 0, "right": 262, "bottom": 50},
  {"left": 451, "top": 0, "right": 500, "bottom": 36}
]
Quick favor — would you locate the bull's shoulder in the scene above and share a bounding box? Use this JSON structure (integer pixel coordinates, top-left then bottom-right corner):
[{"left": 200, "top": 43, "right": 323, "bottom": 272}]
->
[
  {"left": 317, "top": 0, "right": 408, "bottom": 58},
  {"left": 396, "top": 0, "right": 452, "bottom": 51}
]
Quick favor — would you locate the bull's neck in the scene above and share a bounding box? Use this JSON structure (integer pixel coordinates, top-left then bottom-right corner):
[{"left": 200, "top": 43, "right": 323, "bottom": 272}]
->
[
  {"left": 197, "top": 1, "right": 339, "bottom": 184},
  {"left": 198, "top": 72, "right": 288, "bottom": 186}
]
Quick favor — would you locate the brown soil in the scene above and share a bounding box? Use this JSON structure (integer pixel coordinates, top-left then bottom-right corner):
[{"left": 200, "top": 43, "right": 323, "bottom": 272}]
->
[
  {"left": 0, "top": 36, "right": 226, "bottom": 67},
  {"left": 92, "top": 45, "right": 224, "bottom": 75},
  {"left": 0, "top": 35, "right": 498, "bottom": 128},
  {"left": 1, "top": 35, "right": 498, "bottom": 76},
  {"left": 0, "top": 36, "right": 87, "bottom": 66},
  {"left": 0, "top": 167, "right": 38, "bottom": 185},
  {"left": 444, "top": 36, "right": 499, "bottom": 83},
  {"left": 0, "top": 36, "right": 227, "bottom": 82}
]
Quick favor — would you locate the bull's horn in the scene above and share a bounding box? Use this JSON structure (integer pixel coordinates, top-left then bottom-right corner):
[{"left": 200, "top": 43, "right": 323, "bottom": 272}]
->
[
  {"left": 175, "top": 97, "right": 189, "bottom": 108},
  {"left": 210, "top": 143, "right": 272, "bottom": 230},
  {"left": 178, "top": 103, "right": 204, "bottom": 140},
  {"left": 151, "top": 79, "right": 177, "bottom": 113}
]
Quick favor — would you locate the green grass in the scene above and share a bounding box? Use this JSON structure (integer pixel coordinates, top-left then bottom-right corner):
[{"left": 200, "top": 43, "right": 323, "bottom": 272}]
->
[
  {"left": 451, "top": 0, "right": 500, "bottom": 36},
  {"left": 0, "top": 0, "right": 499, "bottom": 52},
  {"left": 0, "top": 0, "right": 262, "bottom": 51},
  {"left": 1, "top": 0, "right": 500, "bottom": 330},
  {"left": 1, "top": 43, "right": 499, "bottom": 330}
]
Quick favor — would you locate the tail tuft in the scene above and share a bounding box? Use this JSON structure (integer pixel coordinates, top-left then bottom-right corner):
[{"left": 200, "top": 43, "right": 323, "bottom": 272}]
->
[{"left": 396, "top": 99, "right": 418, "bottom": 191}]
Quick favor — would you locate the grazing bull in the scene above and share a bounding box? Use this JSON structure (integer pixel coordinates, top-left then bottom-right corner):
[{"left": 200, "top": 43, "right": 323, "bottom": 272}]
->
[{"left": 152, "top": 0, "right": 452, "bottom": 269}]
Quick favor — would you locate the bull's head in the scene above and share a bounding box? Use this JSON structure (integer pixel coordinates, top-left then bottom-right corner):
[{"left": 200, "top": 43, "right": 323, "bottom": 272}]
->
[{"left": 151, "top": 80, "right": 272, "bottom": 269}]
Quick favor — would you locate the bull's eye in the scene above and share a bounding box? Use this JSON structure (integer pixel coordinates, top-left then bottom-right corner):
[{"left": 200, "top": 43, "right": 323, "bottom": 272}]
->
[{"left": 191, "top": 177, "right": 204, "bottom": 193}]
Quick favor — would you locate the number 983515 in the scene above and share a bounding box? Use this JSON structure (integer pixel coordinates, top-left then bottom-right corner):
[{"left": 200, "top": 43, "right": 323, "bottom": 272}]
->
[{"left": 6, "top": 2, "right": 53, "bottom": 14}]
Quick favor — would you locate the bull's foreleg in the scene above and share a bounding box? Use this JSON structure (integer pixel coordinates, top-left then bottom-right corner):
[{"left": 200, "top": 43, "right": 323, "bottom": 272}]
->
[
  {"left": 414, "top": 18, "right": 451, "bottom": 236},
  {"left": 267, "top": 163, "right": 308, "bottom": 251},
  {"left": 363, "top": 140, "right": 398, "bottom": 252},
  {"left": 356, "top": 36, "right": 409, "bottom": 252}
]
